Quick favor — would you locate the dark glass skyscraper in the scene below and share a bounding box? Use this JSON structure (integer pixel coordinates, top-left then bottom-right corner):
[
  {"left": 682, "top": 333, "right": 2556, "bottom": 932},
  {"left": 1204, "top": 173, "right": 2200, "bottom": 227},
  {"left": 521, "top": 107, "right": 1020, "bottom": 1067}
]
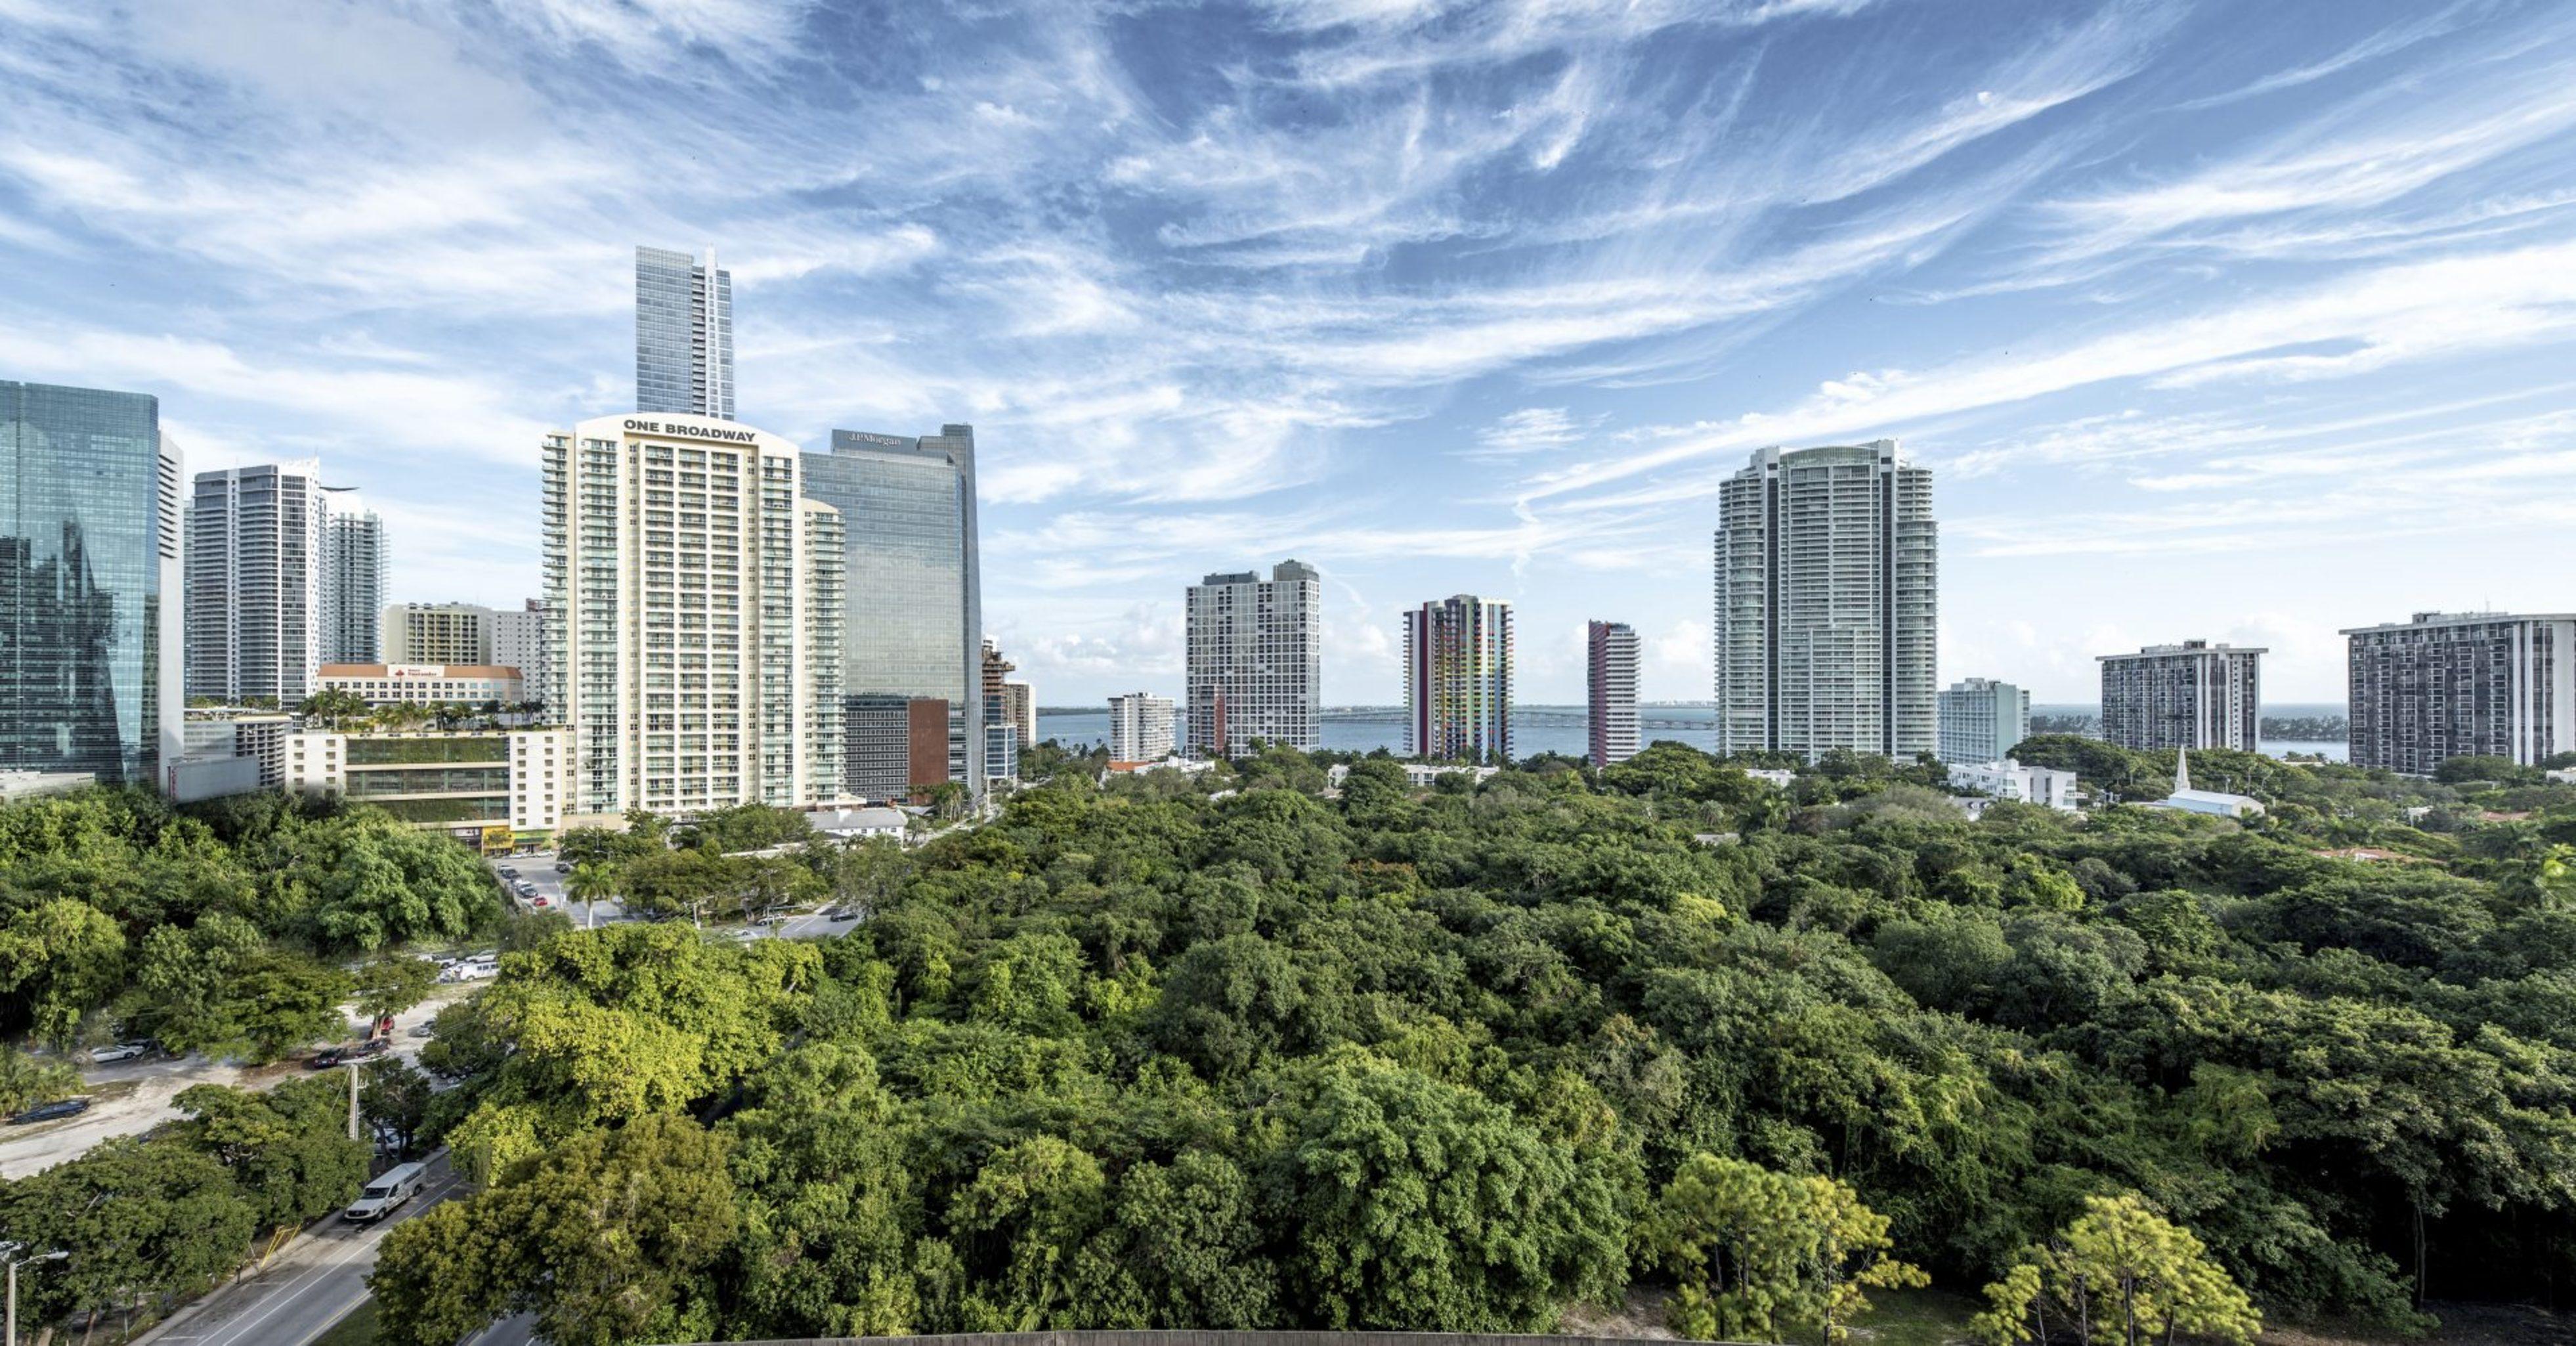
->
[
  {"left": 635, "top": 246, "right": 735, "bottom": 419},
  {"left": 0, "top": 381, "right": 184, "bottom": 785},
  {"left": 801, "top": 426, "right": 984, "bottom": 798}
]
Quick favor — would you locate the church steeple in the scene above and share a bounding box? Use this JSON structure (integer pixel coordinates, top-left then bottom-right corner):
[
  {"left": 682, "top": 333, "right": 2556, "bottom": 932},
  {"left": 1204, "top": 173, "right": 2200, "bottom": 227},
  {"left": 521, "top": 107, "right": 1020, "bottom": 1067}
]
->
[{"left": 2174, "top": 747, "right": 2191, "bottom": 794}]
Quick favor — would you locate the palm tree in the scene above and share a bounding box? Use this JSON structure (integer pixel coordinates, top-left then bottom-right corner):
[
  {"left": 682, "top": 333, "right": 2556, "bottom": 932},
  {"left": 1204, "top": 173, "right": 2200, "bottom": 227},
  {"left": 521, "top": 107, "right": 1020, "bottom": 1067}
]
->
[{"left": 564, "top": 861, "right": 618, "bottom": 931}]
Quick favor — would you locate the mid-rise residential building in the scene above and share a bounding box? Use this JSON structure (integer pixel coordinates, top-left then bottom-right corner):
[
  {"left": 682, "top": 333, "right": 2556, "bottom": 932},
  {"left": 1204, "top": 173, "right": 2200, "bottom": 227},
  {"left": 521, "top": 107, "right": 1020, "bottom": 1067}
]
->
[
  {"left": 286, "top": 726, "right": 573, "bottom": 848},
  {"left": 1001, "top": 680, "right": 1036, "bottom": 749},
  {"left": 2098, "top": 641, "right": 2263, "bottom": 752},
  {"left": 635, "top": 245, "right": 734, "bottom": 420},
  {"left": 1713, "top": 441, "right": 1937, "bottom": 761},
  {"left": 541, "top": 412, "right": 844, "bottom": 817},
  {"left": 320, "top": 663, "right": 525, "bottom": 708},
  {"left": 493, "top": 600, "right": 548, "bottom": 702},
  {"left": 2343, "top": 611, "right": 2576, "bottom": 773},
  {"left": 1185, "top": 559, "right": 1321, "bottom": 756},
  {"left": 1948, "top": 757, "right": 2077, "bottom": 811},
  {"left": 0, "top": 381, "right": 183, "bottom": 787},
  {"left": 1404, "top": 595, "right": 1513, "bottom": 763},
  {"left": 1587, "top": 620, "right": 1640, "bottom": 768},
  {"left": 1939, "top": 677, "right": 2030, "bottom": 764},
  {"left": 1108, "top": 692, "right": 1176, "bottom": 762},
  {"left": 383, "top": 599, "right": 547, "bottom": 706},
  {"left": 802, "top": 427, "right": 985, "bottom": 798},
  {"left": 318, "top": 489, "right": 383, "bottom": 662},
  {"left": 384, "top": 602, "right": 496, "bottom": 664}
]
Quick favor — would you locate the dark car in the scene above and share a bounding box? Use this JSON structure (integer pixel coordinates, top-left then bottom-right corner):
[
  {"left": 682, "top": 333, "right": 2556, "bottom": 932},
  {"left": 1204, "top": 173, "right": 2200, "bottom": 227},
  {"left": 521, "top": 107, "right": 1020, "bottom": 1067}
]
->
[
  {"left": 310, "top": 1038, "right": 393, "bottom": 1069},
  {"left": 498, "top": 867, "right": 520, "bottom": 878},
  {"left": 8, "top": 1097, "right": 91, "bottom": 1125},
  {"left": 553, "top": 861, "right": 572, "bottom": 873}
]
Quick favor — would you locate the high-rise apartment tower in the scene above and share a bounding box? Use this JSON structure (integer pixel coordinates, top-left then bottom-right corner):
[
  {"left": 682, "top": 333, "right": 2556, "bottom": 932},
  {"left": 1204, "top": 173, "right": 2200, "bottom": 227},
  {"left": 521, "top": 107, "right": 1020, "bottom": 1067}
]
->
[
  {"left": 1938, "top": 677, "right": 2030, "bottom": 764},
  {"left": 541, "top": 412, "right": 843, "bottom": 815},
  {"left": 1404, "top": 596, "right": 1513, "bottom": 763},
  {"left": 1185, "top": 559, "right": 1321, "bottom": 756},
  {"left": 1713, "top": 441, "right": 1936, "bottom": 760},
  {"left": 1108, "top": 692, "right": 1176, "bottom": 762},
  {"left": 2097, "top": 641, "right": 2263, "bottom": 752},
  {"left": 1587, "top": 620, "right": 1639, "bottom": 768},
  {"left": 2343, "top": 612, "right": 2575, "bottom": 774}
]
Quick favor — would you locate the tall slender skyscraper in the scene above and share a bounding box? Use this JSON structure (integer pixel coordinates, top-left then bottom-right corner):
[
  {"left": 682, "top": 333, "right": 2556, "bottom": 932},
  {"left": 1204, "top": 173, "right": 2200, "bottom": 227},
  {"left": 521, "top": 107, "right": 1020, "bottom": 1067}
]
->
[
  {"left": 1587, "top": 619, "right": 1639, "bottom": 768},
  {"left": 1185, "top": 559, "right": 1321, "bottom": 756},
  {"left": 801, "top": 426, "right": 985, "bottom": 798},
  {"left": 187, "top": 462, "right": 323, "bottom": 705},
  {"left": 541, "top": 411, "right": 842, "bottom": 815},
  {"left": 1, "top": 381, "right": 184, "bottom": 785},
  {"left": 1713, "top": 441, "right": 1937, "bottom": 760},
  {"left": 2097, "top": 641, "right": 2262, "bottom": 752},
  {"left": 317, "top": 488, "right": 382, "bottom": 662},
  {"left": 635, "top": 246, "right": 735, "bottom": 420},
  {"left": 1404, "top": 595, "right": 1513, "bottom": 764}
]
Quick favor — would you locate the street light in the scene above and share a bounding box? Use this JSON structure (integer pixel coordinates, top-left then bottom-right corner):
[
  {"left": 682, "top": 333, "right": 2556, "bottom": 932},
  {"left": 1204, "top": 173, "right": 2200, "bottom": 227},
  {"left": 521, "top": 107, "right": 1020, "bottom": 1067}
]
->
[{"left": 1, "top": 1242, "right": 71, "bottom": 1346}]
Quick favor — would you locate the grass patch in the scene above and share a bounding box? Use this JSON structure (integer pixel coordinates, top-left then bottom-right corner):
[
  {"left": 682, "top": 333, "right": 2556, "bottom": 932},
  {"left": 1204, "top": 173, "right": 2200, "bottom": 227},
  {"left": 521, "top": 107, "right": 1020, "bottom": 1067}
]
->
[
  {"left": 312, "top": 1299, "right": 381, "bottom": 1346},
  {"left": 1847, "top": 1285, "right": 1984, "bottom": 1346}
]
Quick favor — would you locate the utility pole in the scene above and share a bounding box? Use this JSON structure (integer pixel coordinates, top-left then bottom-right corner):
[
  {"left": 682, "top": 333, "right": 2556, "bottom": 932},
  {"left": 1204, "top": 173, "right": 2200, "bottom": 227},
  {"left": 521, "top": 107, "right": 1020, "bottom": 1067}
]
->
[
  {"left": 348, "top": 1059, "right": 362, "bottom": 1142},
  {"left": 3, "top": 1242, "right": 71, "bottom": 1346}
]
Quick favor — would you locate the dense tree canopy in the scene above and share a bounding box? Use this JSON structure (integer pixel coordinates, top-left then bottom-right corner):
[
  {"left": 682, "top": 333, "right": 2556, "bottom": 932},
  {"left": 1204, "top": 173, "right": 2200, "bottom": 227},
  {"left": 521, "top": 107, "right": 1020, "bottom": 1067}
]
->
[{"left": 353, "top": 742, "right": 2576, "bottom": 1343}]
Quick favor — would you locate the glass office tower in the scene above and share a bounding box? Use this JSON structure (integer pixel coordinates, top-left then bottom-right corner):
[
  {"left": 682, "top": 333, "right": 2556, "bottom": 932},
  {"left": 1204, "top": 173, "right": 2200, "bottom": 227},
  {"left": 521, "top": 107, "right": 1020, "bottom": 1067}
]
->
[
  {"left": 635, "top": 246, "right": 735, "bottom": 420},
  {"left": 0, "top": 381, "right": 184, "bottom": 785},
  {"left": 802, "top": 426, "right": 984, "bottom": 798}
]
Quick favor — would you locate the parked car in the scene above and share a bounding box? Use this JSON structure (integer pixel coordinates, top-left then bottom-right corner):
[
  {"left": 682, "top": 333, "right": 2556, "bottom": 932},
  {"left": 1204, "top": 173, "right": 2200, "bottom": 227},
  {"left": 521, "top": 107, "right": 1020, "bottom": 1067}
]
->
[
  {"left": 553, "top": 861, "right": 572, "bottom": 873},
  {"left": 408, "top": 1022, "right": 437, "bottom": 1038},
  {"left": 87, "top": 1042, "right": 149, "bottom": 1064},
  {"left": 7, "top": 1097, "right": 90, "bottom": 1125},
  {"left": 441, "top": 959, "right": 498, "bottom": 983},
  {"left": 498, "top": 866, "right": 519, "bottom": 878},
  {"left": 529, "top": 895, "right": 551, "bottom": 908}
]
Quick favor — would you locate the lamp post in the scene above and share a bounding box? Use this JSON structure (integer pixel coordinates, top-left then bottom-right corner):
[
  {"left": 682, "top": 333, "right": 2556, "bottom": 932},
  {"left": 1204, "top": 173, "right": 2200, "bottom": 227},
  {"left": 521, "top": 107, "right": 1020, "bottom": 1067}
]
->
[{"left": 2, "top": 1242, "right": 71, "bottom": 1346}]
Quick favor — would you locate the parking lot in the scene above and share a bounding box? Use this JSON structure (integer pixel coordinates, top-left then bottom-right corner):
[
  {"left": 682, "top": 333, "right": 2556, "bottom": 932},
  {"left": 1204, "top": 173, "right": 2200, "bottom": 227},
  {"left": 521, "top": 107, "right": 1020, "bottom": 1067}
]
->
[{"left": 483, "top": 849, "right": 864, "bottom": 942}]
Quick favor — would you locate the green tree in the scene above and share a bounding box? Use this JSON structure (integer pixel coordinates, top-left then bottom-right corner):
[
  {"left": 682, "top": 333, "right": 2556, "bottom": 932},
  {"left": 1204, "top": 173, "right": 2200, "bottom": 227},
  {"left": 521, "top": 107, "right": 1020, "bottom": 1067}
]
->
[
  {"left": 353, "top": 953, "right": 439, "bottom": 1022},
  {"left": 171, "top": 1077, "right": 368, "bottom": 1230},
  {"left": 1259, "top": 1053, "right": 1624, "bottom": 1332},
  {"left": 0, "top": 896, "right": 127, "bottom": 1048},
  {"left": 1651, "top": 1153, "right": 1926, "bottom": 1343},
  {"left": 1970, "top": 1194, "right": 2260, "bottom": 1346},
  {"left": 0, "top": 1135, "right": 257, "bottom": 1332},
  {"left": 0, "top": 1041, "right": 79, "bottom": 1113},
  {"left": 372, "top": 1114, "right": 739, "bottom": 1346}
]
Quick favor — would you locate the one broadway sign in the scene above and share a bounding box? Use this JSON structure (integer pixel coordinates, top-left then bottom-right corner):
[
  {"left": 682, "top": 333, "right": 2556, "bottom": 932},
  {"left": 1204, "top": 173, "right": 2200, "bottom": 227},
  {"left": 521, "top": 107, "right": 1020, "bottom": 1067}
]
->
[{"left": 624, "top": 417, "right": 759, "bottom": 445}]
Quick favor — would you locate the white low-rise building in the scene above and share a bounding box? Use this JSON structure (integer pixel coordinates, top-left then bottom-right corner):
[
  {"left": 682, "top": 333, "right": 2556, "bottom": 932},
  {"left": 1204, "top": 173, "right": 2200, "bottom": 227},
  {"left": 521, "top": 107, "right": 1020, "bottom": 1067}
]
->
[
  {"left": 1324, "top": 762, "right": 1501, "bottom": 789},
  {"left": 321, "top": 663, "right": 525, "bottom": 708},
  {"left": 808, "top": 805, "right": 909, "bottom": 841},
  {"left": 1743, "top": 768, "right": 1797, "bottom": 788},
  {"left": 1948, "top": 758, "right": 2079, "bottom": 811},
  {"left": 2143, "top": 749, "right": 2265, "bottom": 819},
  {"left": 286, "top": 726, "right": 574, "bottom": 849}
]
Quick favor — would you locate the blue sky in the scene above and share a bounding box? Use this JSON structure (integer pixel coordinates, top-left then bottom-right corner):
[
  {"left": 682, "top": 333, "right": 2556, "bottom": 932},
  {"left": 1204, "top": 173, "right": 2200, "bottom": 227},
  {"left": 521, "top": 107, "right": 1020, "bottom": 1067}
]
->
[{"left": 3, "top": 0, "right": 2571, "bottom": 707}]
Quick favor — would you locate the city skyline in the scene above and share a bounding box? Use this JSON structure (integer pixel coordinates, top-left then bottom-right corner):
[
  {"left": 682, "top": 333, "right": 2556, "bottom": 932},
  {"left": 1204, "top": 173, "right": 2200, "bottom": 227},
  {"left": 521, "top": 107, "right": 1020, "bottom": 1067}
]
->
[{"left": 3, "top": 3, "right": 2572, "bottom": 705}]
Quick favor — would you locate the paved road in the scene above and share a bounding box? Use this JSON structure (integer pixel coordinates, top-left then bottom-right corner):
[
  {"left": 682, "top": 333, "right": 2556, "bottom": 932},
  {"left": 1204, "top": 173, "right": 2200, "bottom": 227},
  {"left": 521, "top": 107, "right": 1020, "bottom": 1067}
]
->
[
  {"left": 138, "top": 1151, "right": 467, "bottom": 1346},
  {"left": 488, "top": 848, "right": 865, "bottom": 943},
  {"left": 1, "top": 988, "right": 467, "bottom": 1180}
]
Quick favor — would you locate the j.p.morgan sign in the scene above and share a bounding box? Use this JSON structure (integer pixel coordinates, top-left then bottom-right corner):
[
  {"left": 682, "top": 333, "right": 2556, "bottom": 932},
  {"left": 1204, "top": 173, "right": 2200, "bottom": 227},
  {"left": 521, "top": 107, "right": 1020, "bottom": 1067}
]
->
[{"left": 624, "top": 418, "right": 758, "bottom": 445}]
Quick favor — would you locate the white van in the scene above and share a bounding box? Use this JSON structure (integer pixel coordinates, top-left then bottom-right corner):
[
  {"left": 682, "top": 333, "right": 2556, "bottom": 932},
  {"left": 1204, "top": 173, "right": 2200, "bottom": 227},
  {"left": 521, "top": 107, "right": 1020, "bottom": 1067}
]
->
[{"left": 344, "top": 1161, "right": 429, "bottom": 1222}]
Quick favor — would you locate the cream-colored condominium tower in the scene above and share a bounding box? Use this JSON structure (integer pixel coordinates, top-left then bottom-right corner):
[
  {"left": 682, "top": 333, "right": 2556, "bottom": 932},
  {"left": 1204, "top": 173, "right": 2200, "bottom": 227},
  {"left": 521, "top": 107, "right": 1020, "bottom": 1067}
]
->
[
  {"left": 1713, "top": 441, "right": 1937, "bottom": 761},
  {"left": 542, "top": 412, "right": 844, "bottom": 817}
]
